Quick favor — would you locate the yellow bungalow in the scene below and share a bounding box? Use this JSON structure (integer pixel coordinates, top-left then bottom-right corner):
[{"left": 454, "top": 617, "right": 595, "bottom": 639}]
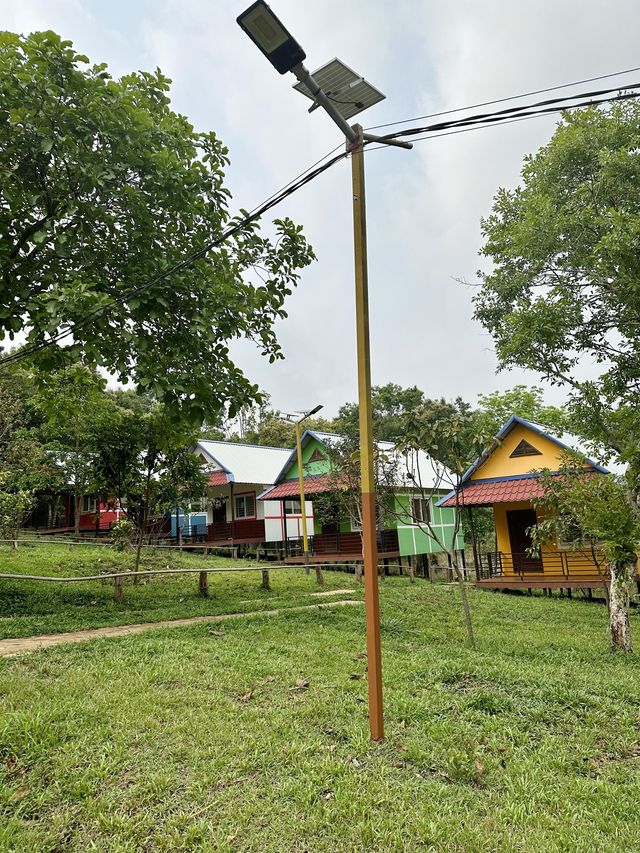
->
[{"left": 438, "top": 416, "right": 624, "bottom": 591}]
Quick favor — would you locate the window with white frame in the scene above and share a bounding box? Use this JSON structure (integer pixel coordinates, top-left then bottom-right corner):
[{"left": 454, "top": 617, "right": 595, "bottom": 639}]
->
[
  {"left": 234, "top": 494, "right": 255, "bottom": 519},
  {"left": 284, "top": 498, "right": 302, "bottom": 514},
  {"left": 82, "top": 495, "right": 97, "bottom": 514},
  {"left": 411, "top": 497, "right": 431, "bottom": 524}
]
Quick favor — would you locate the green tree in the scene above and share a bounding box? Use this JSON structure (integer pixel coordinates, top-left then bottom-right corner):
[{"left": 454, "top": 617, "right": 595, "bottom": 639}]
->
[
  {"left": 0, "top": 31, "right": 314, "bottom": 426},
  {"left": 475, "top": 386, "right": 568, "bottom": 438},
  {"left": 0, "top": 363, "right": 53, "bottom": 541},
  {"left": 475, "top": 101, "right": 640, "bottom": 515},
  {"left": 106, "top": 387, "right": 155, "bottom": 417},
  {"left": 36, "top": 363, "right": 118, "bottom": 534},
  {"left": 93, "top": 407, "right": 207, "bottom": 573},
  {"left": 533, "top": 457, "right": 639, "bottom": 652},
  {"left": 402, "top": 404, "right": 495, "bottom": 649},
  {"left": 335, "top": 383, "right": 425, "bottom": 442}
]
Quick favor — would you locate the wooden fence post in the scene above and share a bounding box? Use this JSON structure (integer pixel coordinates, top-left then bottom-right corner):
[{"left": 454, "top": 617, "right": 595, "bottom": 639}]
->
[
  {"left": 198, "top": 571, "right": 208, "bottom": 597},
  {"left": 261, "top": 569, "right": 270, "bottom": 590},
  {"left": 113, "top": 574, "right": 124, "bottom": 602}
]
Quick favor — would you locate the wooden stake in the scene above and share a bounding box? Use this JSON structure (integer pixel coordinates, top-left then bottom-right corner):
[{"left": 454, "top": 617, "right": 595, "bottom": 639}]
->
[
  {"left": 198, "top": 571, "right": 208, "bottom": 597},
  {"left": 113, "top": 574, "right": 124, "bottom": 602}
]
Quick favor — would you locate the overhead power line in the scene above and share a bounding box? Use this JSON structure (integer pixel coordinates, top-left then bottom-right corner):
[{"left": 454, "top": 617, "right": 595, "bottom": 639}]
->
[
  {"left": 366, "top": 82, "right": 640, "bottom": 144},
  {"left": 363, "top": 87, "right": 640, "bottom": 152},
  {"left": 365, "top": 64, "right": 640, "bottom": 131}
]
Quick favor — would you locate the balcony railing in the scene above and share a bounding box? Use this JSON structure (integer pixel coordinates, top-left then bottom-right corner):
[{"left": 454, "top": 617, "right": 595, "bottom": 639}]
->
[
  {"left": 206, "top": 519, "right": 266, "bottom": 543},
  {"left": 479, "top": 550, "right": 607, "bottom": 581},
  {"left": 312, "top": 528, "right": 399, "bottom": 556}
]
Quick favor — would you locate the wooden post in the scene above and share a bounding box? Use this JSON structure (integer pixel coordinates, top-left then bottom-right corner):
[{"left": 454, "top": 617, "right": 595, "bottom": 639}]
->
[
  {"left": 113, "top": 574, "right": 124, "bottom": 602},
  {"left": 349, "top": 123, "right": 383, "bottom": 742},
  {"left": 230, "top": 482, "right": 235, "bottom": 552},
  {"left": 198, "top": 571, "right": 208, "bottom": 597},
  {"left": 261, "top": 569, "right": 270, "bottom": 590}
]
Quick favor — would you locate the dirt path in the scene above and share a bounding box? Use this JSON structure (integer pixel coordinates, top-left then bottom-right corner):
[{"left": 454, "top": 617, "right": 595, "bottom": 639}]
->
[{"left": 0, "top": 599, "right": 362, "bottom": 658}]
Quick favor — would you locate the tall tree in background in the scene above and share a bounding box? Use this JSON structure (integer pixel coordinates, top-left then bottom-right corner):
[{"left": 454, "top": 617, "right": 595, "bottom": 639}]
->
[
  {"left": 475, "top": 101, "right": 640, "bottom": 516},
  {"left": 475, "top": 385, "right": 568, "bottom": 438},
  {"left": 37, "top": 364, "right": 117, "bottom": 534},
  {"left": 335, "top": 384, "right": 425, "bottom": 442},
  {"left": 94, "top": 407, "right": 206, "bottom": 574},
  {"left": 0, "top": 364, "right": 50, "bottom": 546},
  {"left": 0, "top": 31, "right": 314, "bottom": 426}
]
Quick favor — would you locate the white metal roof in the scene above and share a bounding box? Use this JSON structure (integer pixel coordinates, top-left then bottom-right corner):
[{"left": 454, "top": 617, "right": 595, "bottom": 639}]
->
[{"left": 196, "top": 440, "right": 293, "bottom": 486}]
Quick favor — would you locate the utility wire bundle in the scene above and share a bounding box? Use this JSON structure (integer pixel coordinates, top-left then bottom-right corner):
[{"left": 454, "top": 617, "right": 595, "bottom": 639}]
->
[{"left": 364, "top": 81, "right": 640, "bottom": 149}]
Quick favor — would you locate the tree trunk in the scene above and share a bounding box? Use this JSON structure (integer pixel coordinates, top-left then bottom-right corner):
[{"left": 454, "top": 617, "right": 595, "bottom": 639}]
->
[
  {"left": 608, "top": 559, "right": 633, "bottom": 652},
  {"left": 315, "top": 565, "right": 324, "bottom": 586},
  {"left": 134, "top": 529, "right": 144, "bottom": 582},
  {"left": 134, "top": 469, "right": 152, "bottom": 583},
  {"left": 452, "top": 551, "right": 476, "bottom": 650},
  {"left": 74, "top": 493, "right": 81, "bottom": 536},
  {"left": 355, "top": 563, "right": 363, "bottom": 583}
]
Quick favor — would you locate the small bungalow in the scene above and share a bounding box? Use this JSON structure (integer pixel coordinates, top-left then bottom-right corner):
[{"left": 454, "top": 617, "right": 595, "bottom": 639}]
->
[
  {"left": 438, "top": 416, "right": 626, "bottom": 590},
  {"left": 184, "top": 439, "right": 314, "bottom": 552},
  {"left": 257, "top": 430, "right": 464, "bottom": 572},
  {"left": 27, "top": 492, "right": 122, "bottom": 534}
]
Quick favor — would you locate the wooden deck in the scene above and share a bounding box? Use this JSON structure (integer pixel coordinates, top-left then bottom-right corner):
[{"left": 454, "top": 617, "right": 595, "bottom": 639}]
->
[{"left": 475, "top": 575, "right": 609, "bottom": 591}]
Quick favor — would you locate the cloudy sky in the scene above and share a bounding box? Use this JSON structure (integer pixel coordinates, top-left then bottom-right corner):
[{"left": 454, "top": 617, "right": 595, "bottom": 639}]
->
[{"left": 3, "top": 0, "right": 639, "bottom": 417}]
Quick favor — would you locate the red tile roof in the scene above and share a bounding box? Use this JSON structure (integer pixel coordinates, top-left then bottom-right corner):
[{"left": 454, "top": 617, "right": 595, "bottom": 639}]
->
[
  {"left": 207, "top": 471, "right": 229, "bottom": 487},
  {"left": 440, "top": 477, "right": 546, "bottom": 507},
  {"left": 260, "top": 475, "right": 335, "bottom": 499}
]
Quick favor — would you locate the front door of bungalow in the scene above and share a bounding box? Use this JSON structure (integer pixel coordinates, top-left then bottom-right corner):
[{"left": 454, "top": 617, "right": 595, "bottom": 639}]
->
[{"left": 506, "top": 509, "right": 543, "bottom": 573}]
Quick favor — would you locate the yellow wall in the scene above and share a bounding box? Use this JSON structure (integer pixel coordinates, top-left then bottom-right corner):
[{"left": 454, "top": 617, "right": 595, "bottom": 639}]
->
[{"left": 471, "top": 422, "right": 585, "bottom": 481}]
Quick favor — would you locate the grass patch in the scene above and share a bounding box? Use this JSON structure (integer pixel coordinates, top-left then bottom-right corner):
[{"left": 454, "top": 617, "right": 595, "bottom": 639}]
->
[
  {"left": 0, "top": 543, "right": 359, "bottom": 639},
  {"left": 1, "top": 564, "right": 639, "bottom": 851}
]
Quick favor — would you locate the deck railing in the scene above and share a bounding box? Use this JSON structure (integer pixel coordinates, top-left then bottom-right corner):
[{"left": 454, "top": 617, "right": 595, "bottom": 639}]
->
[
  {"left": 480, "top": 549, "right": 607, "bottom": 582},
  {"left": 312, "top": 528, "right": 399, "bottom": 556},
  {"left": 206, "top": 519, "right": 266, "bottom": 543}
]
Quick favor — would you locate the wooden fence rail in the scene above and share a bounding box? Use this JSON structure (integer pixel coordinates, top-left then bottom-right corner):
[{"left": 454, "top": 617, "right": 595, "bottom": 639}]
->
[{"left": 0, "top": 563, "right": 368, "bottom": 602}]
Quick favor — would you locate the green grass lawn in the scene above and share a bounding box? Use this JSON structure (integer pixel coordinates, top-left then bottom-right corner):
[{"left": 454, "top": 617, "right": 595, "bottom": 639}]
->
[
  {"left": 1, "top": 546, "right": 640, "bottom": 851},
  {"left": 0, "top": 542, "right": 359, "bottom": 640}
]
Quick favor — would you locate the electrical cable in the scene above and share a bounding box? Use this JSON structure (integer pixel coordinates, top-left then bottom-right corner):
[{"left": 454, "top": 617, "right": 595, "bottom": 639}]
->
[
  {"left": 362, "top": 89, "right": 640, "bottom": 152},
  {"left": 365, "top": 64, "right": 640, "bottom": 131},
  {"left": 0, "top": 147, "right": 349, "bottom": 369},
  {"left": 367, "top": 82, "right": 640, "bottom": 144}
]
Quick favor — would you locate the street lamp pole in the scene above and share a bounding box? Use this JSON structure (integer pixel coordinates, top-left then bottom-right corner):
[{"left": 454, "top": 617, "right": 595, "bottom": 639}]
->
[
  {"left": 237, "top": 1, "right": 411, "bottom": 742},
  {"left": 348, "top": 123, "right": 383, "bottom": 740},
  {"left": 284, "top": 405, "right": 323, "bottom": 583}
]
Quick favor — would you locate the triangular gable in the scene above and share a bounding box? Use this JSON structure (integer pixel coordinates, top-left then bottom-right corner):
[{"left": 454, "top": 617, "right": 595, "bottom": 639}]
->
[
  {"left": 280, "top": 431, "right": 333, "bottom": 482},
  {"left": 461, "top": 416, "right": 609, "bottom": 485}
]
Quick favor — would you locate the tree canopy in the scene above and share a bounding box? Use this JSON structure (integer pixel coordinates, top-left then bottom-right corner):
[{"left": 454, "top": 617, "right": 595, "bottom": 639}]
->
[
  {"left": 475, "top": 101, "right": 640, "bottom": 495},
  {"left": 0, "top": 31, "right": 315, "bottom": 426}
]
